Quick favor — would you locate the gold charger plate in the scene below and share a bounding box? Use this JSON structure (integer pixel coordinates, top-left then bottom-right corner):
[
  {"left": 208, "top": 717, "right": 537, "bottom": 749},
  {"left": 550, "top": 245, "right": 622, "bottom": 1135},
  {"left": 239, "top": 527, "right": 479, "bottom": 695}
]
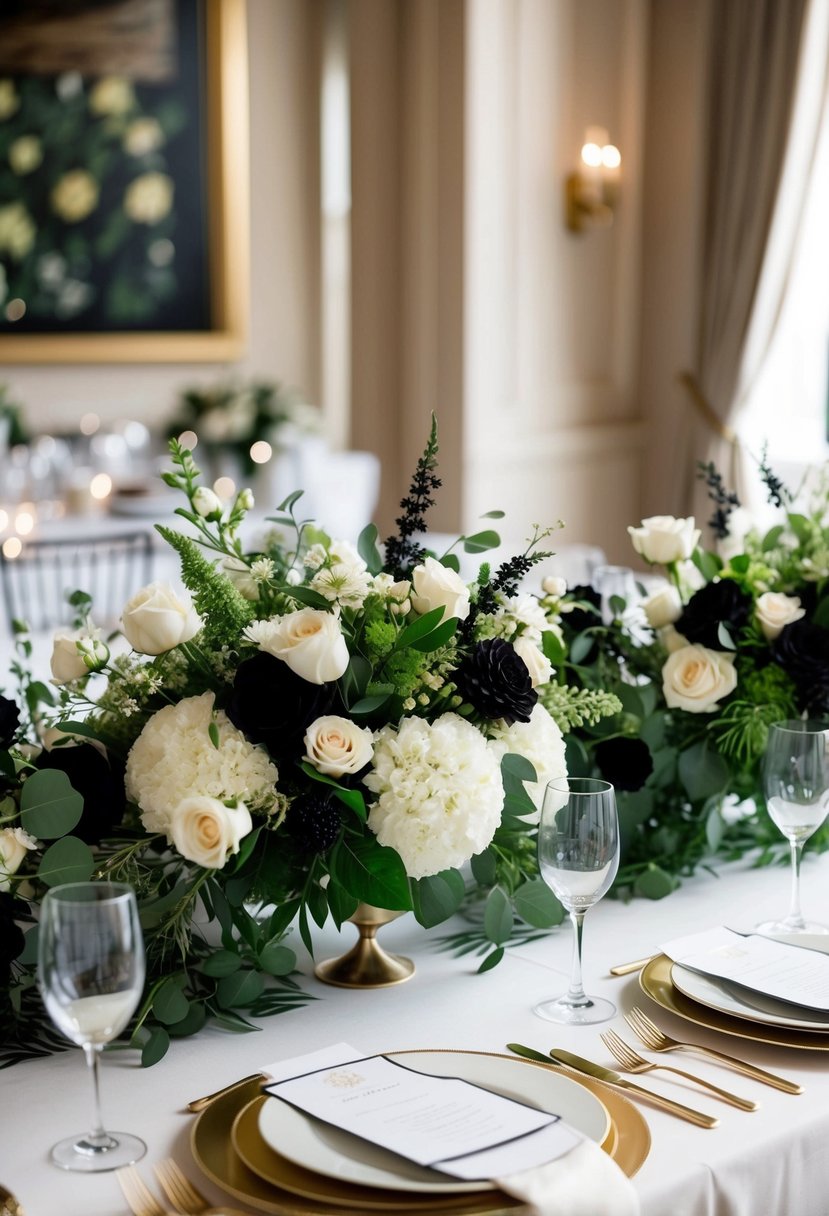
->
[
  {"left": 191, "top": 1056, "right": 650, "bottom": 1215},
  {"left": 640, "top": 954, "right": 829, "bottom": 1051}
]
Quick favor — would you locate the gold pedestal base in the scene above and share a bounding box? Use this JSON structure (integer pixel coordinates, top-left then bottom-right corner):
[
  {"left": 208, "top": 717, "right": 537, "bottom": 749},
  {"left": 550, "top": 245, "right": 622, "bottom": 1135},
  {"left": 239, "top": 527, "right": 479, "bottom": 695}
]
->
[{"left": 314, "top": 904, "right": 415, "bottom": 988}]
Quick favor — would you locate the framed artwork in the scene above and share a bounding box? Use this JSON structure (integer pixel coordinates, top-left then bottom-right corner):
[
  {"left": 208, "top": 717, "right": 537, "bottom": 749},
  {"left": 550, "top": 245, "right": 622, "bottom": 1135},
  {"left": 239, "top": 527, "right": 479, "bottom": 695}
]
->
[{"left": 0, "top": 0, "right": 248, "bottom": 362}]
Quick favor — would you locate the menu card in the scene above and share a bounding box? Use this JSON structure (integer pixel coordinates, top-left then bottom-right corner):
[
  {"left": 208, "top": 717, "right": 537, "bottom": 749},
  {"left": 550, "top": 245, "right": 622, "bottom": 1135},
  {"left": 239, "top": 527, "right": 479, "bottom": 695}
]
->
[
  {"left": 662, "top": 926, "right": 829, "bottom": 1012},
  {"left": 262, "top": 1042, "right": 582, "bottom": 1181}
]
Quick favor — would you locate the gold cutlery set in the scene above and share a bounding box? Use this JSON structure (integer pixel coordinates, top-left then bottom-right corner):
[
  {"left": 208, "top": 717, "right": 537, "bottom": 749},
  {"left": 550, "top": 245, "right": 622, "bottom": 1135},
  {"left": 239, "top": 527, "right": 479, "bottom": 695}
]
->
[{"left": 118, "top": 1158, "right": 250, "bottom": 1216}]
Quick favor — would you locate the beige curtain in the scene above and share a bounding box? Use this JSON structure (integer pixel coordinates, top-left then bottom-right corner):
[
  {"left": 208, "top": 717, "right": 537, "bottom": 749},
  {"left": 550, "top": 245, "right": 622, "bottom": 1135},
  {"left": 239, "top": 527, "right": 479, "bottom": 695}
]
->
[{"left": 682, "top": 0, "right": 811, "bottom": 523}]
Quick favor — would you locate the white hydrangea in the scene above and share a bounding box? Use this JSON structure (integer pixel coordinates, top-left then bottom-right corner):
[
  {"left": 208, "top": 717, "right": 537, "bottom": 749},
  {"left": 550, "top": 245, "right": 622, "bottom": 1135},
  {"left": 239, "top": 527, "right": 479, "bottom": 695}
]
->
[
  {"left": 364, "top": 713, "right": 503, "bottom": 878},
  {"left": 125, "top": 692, "right": 279, "bottom": 837},
  {"left": 487, "top": 703, "right": 568, "bottom": 819}
]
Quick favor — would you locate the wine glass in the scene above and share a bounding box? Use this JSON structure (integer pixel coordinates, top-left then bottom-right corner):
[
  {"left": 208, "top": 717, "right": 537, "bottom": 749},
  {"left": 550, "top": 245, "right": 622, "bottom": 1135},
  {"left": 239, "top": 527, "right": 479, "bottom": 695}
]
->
[
  {"left": 37, "top": 882, "right": 147, "bottom": 1171},
  {"left": 757, "top": 720, "right": 829, "bottom": 936},
  {"left": 534, "top": 777, "right": 620, "bottom": 1025}
]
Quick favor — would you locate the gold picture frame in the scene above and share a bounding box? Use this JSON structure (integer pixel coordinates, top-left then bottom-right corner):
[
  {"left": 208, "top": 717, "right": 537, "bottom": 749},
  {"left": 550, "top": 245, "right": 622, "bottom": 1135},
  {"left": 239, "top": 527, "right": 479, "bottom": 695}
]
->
[{"left": 0, "top": 0, "right": 249, "bottom": 363}]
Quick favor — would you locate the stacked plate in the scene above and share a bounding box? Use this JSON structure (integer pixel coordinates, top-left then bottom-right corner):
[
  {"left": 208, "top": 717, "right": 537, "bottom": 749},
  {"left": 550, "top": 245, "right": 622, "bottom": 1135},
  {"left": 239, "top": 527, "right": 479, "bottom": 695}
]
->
[
  {"left": 640, "top": 953, "right": 829, "bottom": 1051},
  {"left": 190, "top": 1050, "right": 650, "bottom": 1214}
]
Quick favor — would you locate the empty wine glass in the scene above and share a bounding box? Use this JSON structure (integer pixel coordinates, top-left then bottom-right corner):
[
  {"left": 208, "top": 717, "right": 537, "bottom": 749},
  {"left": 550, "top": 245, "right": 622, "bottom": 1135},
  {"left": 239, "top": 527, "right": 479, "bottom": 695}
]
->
[
  {"left": 38, "top": 882, "right": 146, "bottom": 1171},
  {"left": 534, "top": 777, "right": 620, "bottom": 1025},
  {"left": 757, "top": 720, "right": 829, "bottom": 936}
]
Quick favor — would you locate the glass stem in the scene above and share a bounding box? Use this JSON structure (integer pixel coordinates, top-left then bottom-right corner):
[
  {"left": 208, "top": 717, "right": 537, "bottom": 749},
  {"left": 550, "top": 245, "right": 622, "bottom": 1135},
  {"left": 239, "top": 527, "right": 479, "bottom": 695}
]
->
[
  {"left": 80, "top": 1043, "right": 116, "bottom": 1153},
  {"left": 566, "top": 910, "right": 590, "bottom": 1006},
  {"left": 788, "top": 839, "right": 805, "bottom": 927}
]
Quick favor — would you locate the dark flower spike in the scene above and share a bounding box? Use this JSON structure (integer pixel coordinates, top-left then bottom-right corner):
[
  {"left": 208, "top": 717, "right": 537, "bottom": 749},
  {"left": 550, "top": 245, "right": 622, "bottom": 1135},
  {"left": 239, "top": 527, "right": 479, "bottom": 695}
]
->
[
  {"left": 0, "top": 695, "right": 20, "bottom": 751},
  {"left": 758, "top": 443, "right": 790, "bottom": 509},
  {"left": 453, "top": 638, "right": 537, "bottom": 725},
  {"left": 383, "top": 415, "right": 442, "bottom": 580},
  {"left": 697, "top": 460, "right": 741, "bottom": 540}
]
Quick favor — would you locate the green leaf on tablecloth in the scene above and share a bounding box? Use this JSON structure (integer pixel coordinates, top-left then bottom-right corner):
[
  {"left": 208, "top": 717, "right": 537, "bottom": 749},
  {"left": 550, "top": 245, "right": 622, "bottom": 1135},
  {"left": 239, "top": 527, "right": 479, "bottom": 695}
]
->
[
  {"left": 258, "top": 941, "right": 296, "bottom": 976},
  {"left": 411, "top": 869, "right": 466, "bottom": 927},
  {"left": 152, "top": 978, "right": 190, "bottom": 1025},
  {"left": 483, "top": 887, "right": 513, "bottom": 945},
  {"left": 37, "top": 836, "right": 94, "bottom": 886},
  {"left": 216, "top": 969, "right": 266, "bottom": 1009},
  {"left": 513, "top": 879, "right": 564, "bottom": 928},
  {"left": 20, "top": 769, "right": 83, "bottom": 839},
  {"left": 329, "top": 834, "right": 411, "bottom": 910},
  {"left": 167, "top": 1002, "right": 208, "bottom": 1038},
  {"left": 633, "top": 865, "right": 677, "bottom": 899},
  {"left": 207, "top": 1008, "right": 259, "bottom": 1034},
  {"left": 199, "top": 949, "right": 242, "bottom": 978},
  {"left": 477, "top": 946, "right": 505, "bottom": 973},
  {"left": 139, "top": 1025, "right": 170, "bottom": 1067}
]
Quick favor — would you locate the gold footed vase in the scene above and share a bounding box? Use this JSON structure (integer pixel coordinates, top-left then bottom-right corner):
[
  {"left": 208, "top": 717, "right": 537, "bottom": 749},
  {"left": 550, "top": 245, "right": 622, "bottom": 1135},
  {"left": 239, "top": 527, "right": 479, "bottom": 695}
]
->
[{"left": 315, "top": 903, "right": 415, "bottom": 988}]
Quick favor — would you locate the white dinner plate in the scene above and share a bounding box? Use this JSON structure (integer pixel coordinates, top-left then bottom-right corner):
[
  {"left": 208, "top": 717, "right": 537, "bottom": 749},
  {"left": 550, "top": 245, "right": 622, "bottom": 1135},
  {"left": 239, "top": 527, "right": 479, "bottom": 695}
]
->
[
  {"left": 671, "top": 963, "right": 829, "bottom": 1031},
  {"left": 257, "top": 1049, "right": 610, "bottom": 1195}
]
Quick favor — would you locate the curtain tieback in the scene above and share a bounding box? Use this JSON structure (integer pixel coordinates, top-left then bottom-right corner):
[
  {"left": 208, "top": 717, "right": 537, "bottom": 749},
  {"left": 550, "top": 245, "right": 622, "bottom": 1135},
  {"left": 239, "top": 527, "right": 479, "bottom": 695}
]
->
[{"left": 678, "top": 371, "right": 738, "bottom": 445}]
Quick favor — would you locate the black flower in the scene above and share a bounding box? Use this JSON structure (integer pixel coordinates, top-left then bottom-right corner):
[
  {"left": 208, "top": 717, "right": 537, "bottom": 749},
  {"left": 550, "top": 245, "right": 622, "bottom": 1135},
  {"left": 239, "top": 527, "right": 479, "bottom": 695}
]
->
[
  {"left": 37, "top": 744, "right": 126, "bottom": 845},
  {"left": 595, "top": 737, "right": 654, "bottom": 792},
  {"left": 0, "top": 695, "right": 20, "bottom": 751},
  {"left": 772, "top": 620, "right": 829, "bottom": 713},
  {"left": 675, "top": 580, "right": 752, "bottom": 650},
  {"left": 226, "top": 652, "right": 335, "bottom": 761},
  {"left": 562, "top": 585, "right": 602, "bottom": 637},
  {"left": 0, "top": 892, "right": 25, "bottom": 983},
  {"left": 285, "top": 792, "right": 343, "bottom": 855},
  {"left": 453, "top": 639, "right": 537, "bottom": 725}
]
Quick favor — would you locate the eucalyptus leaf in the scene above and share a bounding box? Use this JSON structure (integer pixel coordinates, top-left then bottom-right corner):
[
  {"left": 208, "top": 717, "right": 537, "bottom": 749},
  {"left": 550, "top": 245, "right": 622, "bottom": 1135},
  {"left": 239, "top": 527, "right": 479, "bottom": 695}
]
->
[
  {"left": 258, "top": 942, "right": 296, "bottom": 976},
  {"left": 633, "top": 865, "right": 677, "bottom": 900},
  {"left": 678, "top": 742, "right": 729, "bottom": 803},
  {"left": 411, "top": 870, "right": 466, "bottom": 927},
  {"left": 37, "top": 837, "right": 94, "bottom": 887},
  {"left": 483, "top": 887, "right": 513, "bottom": 945},
  {"left": 20, "top": 769, "right": 83, "bottom": 839},
  {"left": 140, "top": 1025, "right": 170, "bottom": 1068},
  {"left": 216, "top": 969, "right": 266, "bottom": 1009},
  {"left": 357, "top": 523, "right": 384, "bottom": 575},
  {"left": 199, "top": 949, "right": 243, "bottom": 978},
  {"left": 513, "top": 880, "right": 564, "bottom": 928},
  {"left": 462, "top": 530, "right": 501, "bottom": 554},
  {"left": 470, "top": 849, "right": 497, "bottom": 886},
  {"left": 167, "top": 1002, "right": 208, "bottom": 1038},
  {"left": 152, "top": 979, "right": 190, "bottom": 1026}
]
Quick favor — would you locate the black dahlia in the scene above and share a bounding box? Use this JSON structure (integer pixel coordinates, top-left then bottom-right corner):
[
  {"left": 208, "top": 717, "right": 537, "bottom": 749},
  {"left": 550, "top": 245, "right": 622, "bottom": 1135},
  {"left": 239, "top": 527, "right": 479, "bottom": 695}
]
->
[
  {"left": 772, "top": 620, "right": 829, "bottom": 714},
  {"left": 226, "top": 652, "right": 335, "bottom": 760},
  {"left": 453, "top": 638, "right": 537, "bottom": 725},
  {"left": 675, "top": 579, "right": 752, "bottom": 650},
  {"left": 286, "top": 793, "right": 342, "bottom": 854},
  {"left": 595, "top": 737, "right": 654, "bottom": 792},
  {"left": 0, "top": 694, "right": 20, "bottom": 750},
  {"left": 37, "top": 744, "right": 125, "bottom": 845},
  {"left": 562, "top": 585, "right": 602, "bottom": 637}
]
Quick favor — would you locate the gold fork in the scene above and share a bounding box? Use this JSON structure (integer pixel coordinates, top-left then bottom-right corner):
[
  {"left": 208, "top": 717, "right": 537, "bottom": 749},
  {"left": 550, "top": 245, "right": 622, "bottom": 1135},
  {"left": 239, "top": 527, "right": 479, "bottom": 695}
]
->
[
  {"left": 116, "top": 1167, "right": 172, "bottom": 1216},
  {"left": 600, "top": 1028, "right": 758, "bottom": 1110},
  {"left": 625, "top": 1005, "right": 803, "bottom": 1094},
  {"left": 154, "top": 1159, "right": 252, "bottom": 1216}
]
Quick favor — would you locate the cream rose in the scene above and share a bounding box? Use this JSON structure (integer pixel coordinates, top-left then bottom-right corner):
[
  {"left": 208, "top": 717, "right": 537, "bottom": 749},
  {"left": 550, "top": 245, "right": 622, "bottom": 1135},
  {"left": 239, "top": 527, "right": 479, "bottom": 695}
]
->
[
  {"left": 304, "top": 715, "right": 374, "bottom": 777},
  {"left": 411, "top": 556, "right": 470, "bottom": 621},
  {"left": 50, "top": 629, "right": 108, "bottom": 684},
  {"left": 542, "top": 575, "right": 567, "bottom": 597},
  {"left": 169, "top": 796, "right": 252, "bottom": 869},
  {"left": 513, "top": 636, "right": 553, "bottom": 688},
  {"left": 192, "top": 486, "right": 222, "bottom": 519},
  {"left": 121, "top": 582, "right": 202, "bottom": 655},
  {"left": 244, "top": 608, "right": 349, "bottom": 683},
  {"left": 9, "top": 135, "right": 42, "bottom": 175},
  {"left": 88, "top": 75, "right": 135, "bottom": 116},
  {"left": 662, "top": 643, "right": 737, "bottom": 713},
  {"left": 51, "top": 170, "right": 99, "bottom": 223},
  {"left": 628, "top": 516, "right": 700, "bottom": 565},
  {"left": 642, "top": 585, "right": 683, "bottom": 630},
  {"left": 0, "top": 826, "right": 38, "bottom": 890},
  {"left": 755, "top": 592, "right": 806, "bottom": 641},
  {"left": 124, "top": 171, "right": 174, "bottom": 224}
]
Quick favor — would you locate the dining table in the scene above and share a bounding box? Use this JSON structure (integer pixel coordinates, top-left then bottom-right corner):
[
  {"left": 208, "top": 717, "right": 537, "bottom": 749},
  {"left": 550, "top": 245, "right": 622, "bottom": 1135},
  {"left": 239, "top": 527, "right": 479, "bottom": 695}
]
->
[{"left": 4, "top": 850, "right": 829, "bottom": 1216}]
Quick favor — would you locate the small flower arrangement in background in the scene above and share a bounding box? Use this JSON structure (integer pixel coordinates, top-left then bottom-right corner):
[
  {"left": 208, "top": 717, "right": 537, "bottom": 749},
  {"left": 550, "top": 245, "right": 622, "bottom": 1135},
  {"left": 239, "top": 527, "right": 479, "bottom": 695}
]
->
[
  {"left": 0, "top": 418, "right": 621, "bottom": 1065},
  {"left": 557, "top": 458, "right": 829, "bottom": 899},
  {"left": 166, "top": 379, "right": 322, "bottom": 475}
]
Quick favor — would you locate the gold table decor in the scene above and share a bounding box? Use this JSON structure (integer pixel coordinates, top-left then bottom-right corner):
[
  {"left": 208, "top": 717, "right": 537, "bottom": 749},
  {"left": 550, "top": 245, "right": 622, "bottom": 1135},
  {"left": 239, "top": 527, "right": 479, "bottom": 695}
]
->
[{"left": 314, "top": 905, "right": 415, "bottom": 988}]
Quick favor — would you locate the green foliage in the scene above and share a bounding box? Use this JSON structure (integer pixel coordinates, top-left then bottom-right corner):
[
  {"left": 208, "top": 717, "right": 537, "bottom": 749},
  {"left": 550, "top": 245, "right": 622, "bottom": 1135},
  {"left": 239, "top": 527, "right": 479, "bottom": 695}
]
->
[{"left": 156, "top": 527, "right": 254, "bottom": 650}]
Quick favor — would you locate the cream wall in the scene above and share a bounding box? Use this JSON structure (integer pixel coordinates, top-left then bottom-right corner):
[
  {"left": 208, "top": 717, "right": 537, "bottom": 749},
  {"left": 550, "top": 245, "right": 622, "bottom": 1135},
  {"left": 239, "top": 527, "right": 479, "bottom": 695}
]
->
[{"left": 0, "top": 0, "right": 322, "bottom": 434}]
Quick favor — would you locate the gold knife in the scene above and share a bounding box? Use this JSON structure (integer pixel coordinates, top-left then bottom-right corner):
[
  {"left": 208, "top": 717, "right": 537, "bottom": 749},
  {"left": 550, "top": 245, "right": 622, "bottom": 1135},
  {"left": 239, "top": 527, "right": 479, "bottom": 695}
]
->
[
  {"left": 184, "top": 1072, "right": 267, "bottom": 1113},
  {"left": 547, "top": 1047, "right": 719, "bottom": 1128},
  {"left": 506, "top": 1043, "right": 718, "bottom": 1128},
  {"left": 608, "top": 955, "right": 654, "bottom": 976}
]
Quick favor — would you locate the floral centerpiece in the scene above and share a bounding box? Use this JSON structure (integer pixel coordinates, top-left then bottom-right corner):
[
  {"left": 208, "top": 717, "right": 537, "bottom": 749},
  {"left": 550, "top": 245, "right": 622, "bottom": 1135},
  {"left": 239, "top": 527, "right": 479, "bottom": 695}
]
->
[
  {"left": 0, "top": 420, "right": 620, "bottom": 1065},
  {"left": 557, "top": 459, "right": 829, "bottom": 898}
]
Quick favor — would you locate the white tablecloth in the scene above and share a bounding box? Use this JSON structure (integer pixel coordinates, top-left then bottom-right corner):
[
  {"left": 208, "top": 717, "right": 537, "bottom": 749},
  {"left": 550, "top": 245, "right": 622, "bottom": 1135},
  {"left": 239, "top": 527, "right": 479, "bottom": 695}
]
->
[{"left": 4, "top": 854, "right": 829, "bottom": 1215}]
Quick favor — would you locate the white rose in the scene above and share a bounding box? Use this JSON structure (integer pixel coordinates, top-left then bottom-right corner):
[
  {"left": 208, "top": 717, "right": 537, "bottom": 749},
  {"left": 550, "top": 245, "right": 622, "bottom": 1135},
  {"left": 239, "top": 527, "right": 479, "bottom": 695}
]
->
[
  {"left": 244, "top": 608, "right": 349, "bottom": 683},
  {"left": 755, "top": 592, "right": 806, "bottom": 640},
  {"left": 169, "top": 796, "right": 252, "bottom": 869},
  {"left": 121, "top": 582, "right": 203, "bottom": 655},
  {"left": 662, "top": 643, "right": 737, "bottom": 713},
  {"left": 513, "top": 636, "right": 553, "bottom": 688},
  {"left": 542, "top": 575, "right": 567, "bottom": 597},
  {"left": 304, "top": 715, "right": 374, "bottom": 777},
  {"left": 642, "top": 585, "right": 683, "bottom": 630},
  {"left": 628, "top": 516, "right": 701, "bottom": 565},
  {"left": 50, "top": 629, "right": 107, "bottom": 683},
  {"left": 192, "top": 486, "right": 222, "bottom": 519},
  {"left": 0, "top": 826, "right": 38, "bottom": 890},
  {"left": 237, "top": 488, "right": 255, "bottom": 511},
  {"left": 411, "top": 556, "right": 470, "bottom": 621}
]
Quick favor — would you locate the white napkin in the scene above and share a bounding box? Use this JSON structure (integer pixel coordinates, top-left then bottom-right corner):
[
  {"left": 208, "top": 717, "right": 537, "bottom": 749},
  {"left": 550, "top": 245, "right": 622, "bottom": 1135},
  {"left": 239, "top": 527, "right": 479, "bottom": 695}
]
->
[{"left": 496, "top": 1138, "right": 640, "bottom": 1216}]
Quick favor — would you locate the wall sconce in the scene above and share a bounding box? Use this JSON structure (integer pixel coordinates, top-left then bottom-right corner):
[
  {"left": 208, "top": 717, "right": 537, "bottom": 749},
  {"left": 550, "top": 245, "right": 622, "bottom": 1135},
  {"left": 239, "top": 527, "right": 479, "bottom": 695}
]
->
[{"left": 565, "top": 127, "right": 621, "bottom": 233}]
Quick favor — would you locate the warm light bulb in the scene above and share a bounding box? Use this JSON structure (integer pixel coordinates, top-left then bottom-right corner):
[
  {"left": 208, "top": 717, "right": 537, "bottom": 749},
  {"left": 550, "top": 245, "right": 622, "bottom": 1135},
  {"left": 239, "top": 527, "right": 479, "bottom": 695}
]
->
[
  {"left": 601, "top": 144, "right": 621, "bottom": 170},
  {"left": 80, "top": 413, "right": 100, "bottom": 435},
  {"left": 2, "top": 537, "right": 22, "bottom": 559},
  {"left": 178, "top": 430, "right": 198, "bottom": 450},
  {"left": 581, "top": 142, "right": 603, "bottom": 169},
  {"left": 90, "top": 473, "right": 112, "bottom": 500},
  {"left": 250, "top": 440, "right": 273, "bottom": 465},
  {"left": 214, "top": 476, "right": 236, "bottom": 500},
  {"left": 14, "top": 511, "right": 34, "bottom": 536}
]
